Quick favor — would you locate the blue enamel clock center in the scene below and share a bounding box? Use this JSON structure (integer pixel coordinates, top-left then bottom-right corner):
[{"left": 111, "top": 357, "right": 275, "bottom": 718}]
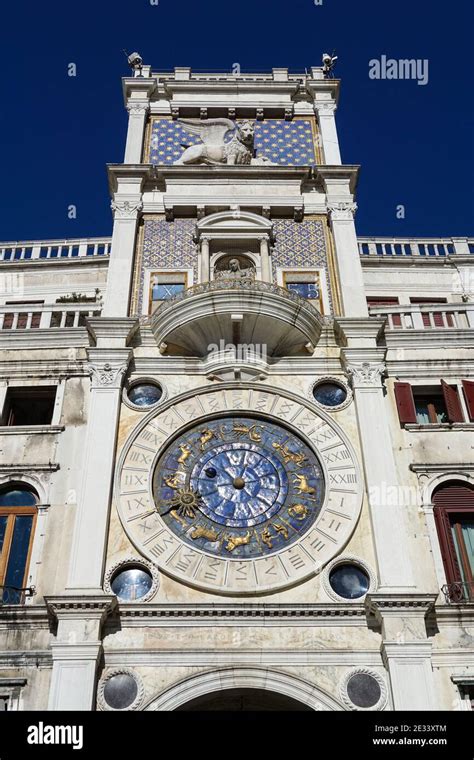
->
[{"left": 153, "top": 416, "right": 325, "bottom": 559}]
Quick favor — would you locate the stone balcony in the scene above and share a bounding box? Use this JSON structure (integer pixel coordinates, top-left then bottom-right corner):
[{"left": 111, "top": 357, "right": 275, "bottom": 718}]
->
[
  {"left": 368, "top": 302, "right": 474, "bottom": 330},
  {"left": 147, "top": 278, "right": 327, "bottom": 357}
]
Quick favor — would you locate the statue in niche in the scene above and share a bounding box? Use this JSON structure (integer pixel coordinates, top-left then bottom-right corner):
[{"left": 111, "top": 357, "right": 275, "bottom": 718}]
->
[
  {"left": 175, "top": 119, "right": 276, "bottom": 166},
  {"left": 214, "top": 256, "right": 256, "bottom": 280}
]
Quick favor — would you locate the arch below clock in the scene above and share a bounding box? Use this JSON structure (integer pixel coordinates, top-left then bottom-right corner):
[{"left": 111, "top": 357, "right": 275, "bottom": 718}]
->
[{"left": 142, "top": 667, "right": 346, "bottom": 711}]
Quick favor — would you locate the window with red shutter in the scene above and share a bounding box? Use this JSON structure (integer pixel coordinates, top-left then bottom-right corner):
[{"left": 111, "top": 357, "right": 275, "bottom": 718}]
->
[
  {"left": 462, "top": 380, "right": 474, "bottom": 421},
  {"left": 433, "top": 482, "right": 474, "bottom": 602},
  {"left": 394, "top": 382, "right": 417, "bottom": 424},
  {"left": 441, "top": 380, "right": 465, "bottom": 423}
]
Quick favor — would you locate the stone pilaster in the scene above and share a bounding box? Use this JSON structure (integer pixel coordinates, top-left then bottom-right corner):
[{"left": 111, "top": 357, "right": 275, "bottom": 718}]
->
[
  {"left": 103, "top": 191, "right": 143, "bottom": 318},
  {"left": 314, "top": 102, "right": 341, "bottom": 165},
  {"left": 366, "top": 595, "right": 437, "bottom": 710},
  {"left": 66, "top": 318, "right": 136, "bottom": 592},
  {"left": 124, "top": 102, "right": 149, "bottom": 164},
  {"left": 326, "top": 199, "right": 368, "bottom": 317},
  {"left": 342, "top": 350, "right": 416, "bottom": 590},
  {"left": 46, "top": 596, "right": 117, "bottom": 710}
]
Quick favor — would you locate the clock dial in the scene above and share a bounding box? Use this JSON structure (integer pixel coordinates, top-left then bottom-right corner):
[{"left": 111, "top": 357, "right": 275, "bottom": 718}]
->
[
  {"left": 153, "top": 417, "right": 324, "bottom": 559},
  {"left": 116, "top": 387, "right": 362, "bottom": 594}
]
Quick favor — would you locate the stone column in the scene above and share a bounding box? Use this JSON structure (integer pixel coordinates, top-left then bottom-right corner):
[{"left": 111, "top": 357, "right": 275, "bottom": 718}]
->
[
  {"left": 200, "top": 236, "right": 210, "bottom": 282},
  {"left": 259, "top": 236, "right": 272, "bottom": 282},
  {"left": 366, "top": 595, "right": 437, "bottom": 710},
  {"left": 103, "top": 195, "right": 143, "bottom": 318},
  {"left": 46, "top": 597, "right": 116, "bottom": 710},
  {"left": 67, "top": 346, "right": 132, "bottom": 593},
  {"left": 314, "top": 102, "right": 341, "bottom": 165},
  {"left": 124, "top": 102, "right": 149, "bottom": 164},
  {"left": 327, "top": 201, "right": 368, "bottom": 317},
  {"left": 344, "top": 357, "right": 415, "bottom": 590}
]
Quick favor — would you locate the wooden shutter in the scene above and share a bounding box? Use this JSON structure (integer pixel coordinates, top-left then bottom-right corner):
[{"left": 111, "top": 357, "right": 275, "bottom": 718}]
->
[
  {"left": 433, "top": 483, "right": 474, "bottom": 584},
  {"left": 462, "top": 380, "right": 474, "bottom": 421},
  {"left": 441, "top": 380, "right": 464, "bottom": 422},
  {"left": 394, "top": 382, "right": 416, "bottom": 424}
]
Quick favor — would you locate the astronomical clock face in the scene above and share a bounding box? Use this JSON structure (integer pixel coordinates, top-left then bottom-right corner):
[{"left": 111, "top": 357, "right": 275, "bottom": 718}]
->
[
  {"left": 153, "top": 417, "right": 324, "bottom": 560},
  {"left": 116, "top": 388, "right": 362, "bottom": 595}
]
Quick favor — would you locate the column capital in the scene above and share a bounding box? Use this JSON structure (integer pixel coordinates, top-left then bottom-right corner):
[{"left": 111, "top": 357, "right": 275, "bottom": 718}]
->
[
  {"left": 86, "top": 355, "right": 130, "bottom": 390},
  {"left": 344, "top": 361, "right": 386, "bottom": 388},
  {"left": 327, "top": 201, "right": 358, "bottom": 221},
  {"left": 110, "top": 199, "right": 143, "bottom": 220},
  {"left": 126, "top": 101, "right": 150, "bottom": 116},
  {"left": 314, "top": 101, "right": 337, "bottom": 115}
]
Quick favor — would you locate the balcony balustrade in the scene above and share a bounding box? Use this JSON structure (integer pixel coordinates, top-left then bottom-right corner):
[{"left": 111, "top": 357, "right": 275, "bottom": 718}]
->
[
  {"left": 368, "top": 303, "right": 474, "bottom": 330},
  {"left": 0, "top": 237, "right": 111, "bottom": 263},
  {"left": 0, "top": 303, "right": 101, "bottom": 330}
]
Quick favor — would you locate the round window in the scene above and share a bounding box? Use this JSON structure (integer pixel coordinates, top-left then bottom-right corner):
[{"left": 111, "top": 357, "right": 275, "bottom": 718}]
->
[
  {"left": 110, "top": 567, "right": 153, "bottom": 602},
  {"left": 313, "top": 382, "right": 347, "bottom": 408},
  {"left": 103, "top": 673, "right": 138, "bottom": 710},
  {"left": 329, "top": 563, "right": 369, "bottom": 599},
  {"left": 127, "top": 383, "right": 162, "bottom": 408},
  {"left": 346, "top": 673, "right": 381, "bottom": 709}
]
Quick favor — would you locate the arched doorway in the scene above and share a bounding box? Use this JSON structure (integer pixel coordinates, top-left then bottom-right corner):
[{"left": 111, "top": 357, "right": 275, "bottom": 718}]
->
[
  {"left": 176, "top": 687, "right": 312, "bottom": 711},
  {"left": 143, "top": 667, "right": 345, "bottom": 711}
]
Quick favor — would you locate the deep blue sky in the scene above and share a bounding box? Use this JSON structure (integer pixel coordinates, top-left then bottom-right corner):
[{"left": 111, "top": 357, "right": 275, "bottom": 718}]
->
[{"left": 1, "top": 0, "right": 472, "bottom": 241}]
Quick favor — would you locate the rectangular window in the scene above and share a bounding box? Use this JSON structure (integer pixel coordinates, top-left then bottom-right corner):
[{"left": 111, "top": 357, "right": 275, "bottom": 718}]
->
[
  {"left": 2, "top": 301, "right": 44, "bottom": 330},
  {"left": 409, "top": 297, "right": 454, "bottom": 327},
  {"left": 413, "top": 391, "right": 448, "bottom": 424},
  {"left": 367, "top": 297, "right": 402, "bottom": 327},
  {"left": 149, "top": 272, "right": 188, "bottom": 313},
  {"left": 450, "top": 516, "right": 474, "bottom": 587},
  {"left": 394, "top": 382, "right": 465, "bottom": 425},
  {"left": 282, "top": 271, "right": 324, "bottom": 312},
  {"left": 2, "top": 387, "right": 57, "bottom": 426}
]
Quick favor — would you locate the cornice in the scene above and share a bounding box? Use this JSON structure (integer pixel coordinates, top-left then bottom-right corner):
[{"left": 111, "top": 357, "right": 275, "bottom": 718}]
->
[
  {"left": 0, "top": 605, "right": 51, "bottom": 628},
  {"left": 86, "top": 317, "right": 139, "bottom": 346},
  {"left": 384, "top": 358, "right": 474, "bottom": 378},
  {"left": 122, "top": 77, "right": 158, "bottom": 105},
  {"left": 365, "top": 593, "right": 437, "bottom": 621},
  {"left": 0, "top": 650, "right": 51, "bottom": 667},
  {"left": 335, "top": 317, "right": 386, "bottom": 344},
  {"left": 0, "top": 425, "right": 64, "bottom": 436},
  {"left": 108, "top": 603, "right": 369, "bottom": 628},
  {"left": 316, "top": 165, "right": 360, "bottom": 194},
  {"left": 0, "top": 328, "right": 92, "bottom": 350},
  {"left": 385, "top": 329, "right": 474, "bottom": 349},
  {"left": 45, "top": 595, "right": 118, "bottom": 622},
  {"left": 0, "top": 256, "right": 109, "bottom": 271}
]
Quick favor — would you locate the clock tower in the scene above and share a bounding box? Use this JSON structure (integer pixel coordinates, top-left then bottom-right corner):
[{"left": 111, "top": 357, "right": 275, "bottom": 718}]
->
[{"left": 3, "top": 60, "right": 471, "bottom": 715}]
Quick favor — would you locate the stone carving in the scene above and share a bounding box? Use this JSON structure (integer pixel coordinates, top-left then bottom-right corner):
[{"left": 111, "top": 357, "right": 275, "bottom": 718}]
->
[
  {"left": 88, "top": 362, "right": 128, "bottom": 389},
  {"left": 327, "top": 202, "right": 358, "bottom": 221},
  {"left": 110, "top": 200, "right": 143, "bottom": 219},
  {"left": 345, "top": 362, "right": 386, "bottom": 388},
  {"left": 214, "top": 257, "right": 256, "bottom": 280},
  {"left": 126, "top": 102, "right": 149, "bottom": 116},
  {"left": 175, "top": 119, "right": 276, "bottom": 166}
]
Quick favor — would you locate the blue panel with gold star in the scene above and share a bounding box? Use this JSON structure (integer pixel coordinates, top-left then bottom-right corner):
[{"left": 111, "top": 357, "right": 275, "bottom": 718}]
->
[{"left": 149, "top": 119, "right": 317, "bottom": 166}]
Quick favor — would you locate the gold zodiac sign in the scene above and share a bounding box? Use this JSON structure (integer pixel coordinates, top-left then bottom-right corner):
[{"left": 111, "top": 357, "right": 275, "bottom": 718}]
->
[
  {"left": 261, "top": 527, "right": 273, "bottom": 549},
  {"left": 288, "top": 503, "right": 309, "bottom": 521},
  {"left": 165, "top": 488, "right": 202, "bottom": 520},
  {"left": 225, "top": 531, "right": 251, "bottom": 552},
  {"left": 170, "top": 509, "right": 188, "bottom": 528},
  {"left": 273, "top": 523, "right": 289, "bottom": 539},
  {"left": 293, "top": 473, "right": 316, "bottom": 495},
  {"left": 164, "top": 472, "right": 185, "bottom": 489},
  {"left": 177, "top": 444, "right": 192, "bottom": 465},
  {"left": 272, "top": 442, "right": 307, "bottom": 467},
  {"left": 190, "top": 525, "right": 220, "bottom": 542},
  {"left": 199, "top": 428, "right": 215, "bottom": 450},
  {"left": 233, "top": 423, "right": 262, "bottom": 442}
]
